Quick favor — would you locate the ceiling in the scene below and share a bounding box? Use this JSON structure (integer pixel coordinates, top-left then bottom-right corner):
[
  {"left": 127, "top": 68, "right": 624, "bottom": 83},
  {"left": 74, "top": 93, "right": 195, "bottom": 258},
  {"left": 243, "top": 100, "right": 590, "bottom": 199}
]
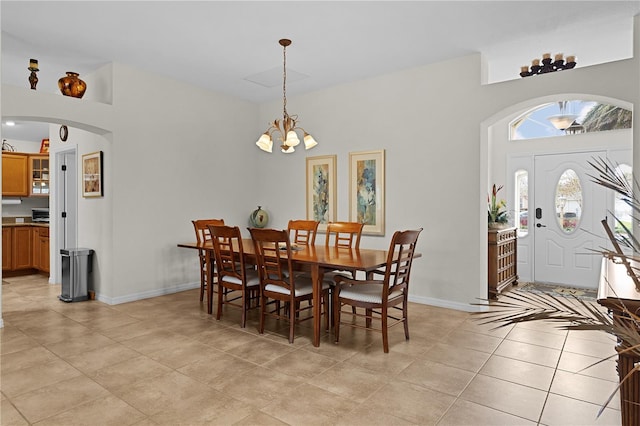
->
[{"left": 1, "top": 1, "right": 640, "bottom": 142}]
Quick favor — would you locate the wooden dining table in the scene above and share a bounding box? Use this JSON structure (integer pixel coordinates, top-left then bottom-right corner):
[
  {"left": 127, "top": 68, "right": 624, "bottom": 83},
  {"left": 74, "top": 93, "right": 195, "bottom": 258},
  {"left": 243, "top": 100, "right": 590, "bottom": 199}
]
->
[{"left": 177, "top": 238, "right": 403, "bottom": 347}]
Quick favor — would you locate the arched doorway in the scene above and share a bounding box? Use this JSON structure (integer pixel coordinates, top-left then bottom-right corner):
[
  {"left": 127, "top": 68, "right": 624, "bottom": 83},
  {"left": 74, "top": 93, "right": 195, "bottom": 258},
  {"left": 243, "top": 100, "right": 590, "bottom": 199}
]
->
[{"left": 481, "top": 94, "right": 633, "bottom": 291}]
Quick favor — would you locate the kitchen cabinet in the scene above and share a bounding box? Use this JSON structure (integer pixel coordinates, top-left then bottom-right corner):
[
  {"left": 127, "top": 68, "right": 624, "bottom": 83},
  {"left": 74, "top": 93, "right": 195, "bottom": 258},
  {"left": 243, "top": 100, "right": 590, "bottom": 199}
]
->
[
  {"left": 32, "top": 227, "right": 50, "bottom": 273},
  {"left": 12, "top": 226, "right": 32, "bottom": 270},
  {"left": 2, "top": 153, "right": 29, "bottom": 196},
  {"left": 2, "top": 227, "right": 12, "bottom": 271},
  {"left": 3, "top": 225, "right": 49, "bottom": 273},
  {"left": 29, "top": 154, "right": 50, "bottom": 196}
]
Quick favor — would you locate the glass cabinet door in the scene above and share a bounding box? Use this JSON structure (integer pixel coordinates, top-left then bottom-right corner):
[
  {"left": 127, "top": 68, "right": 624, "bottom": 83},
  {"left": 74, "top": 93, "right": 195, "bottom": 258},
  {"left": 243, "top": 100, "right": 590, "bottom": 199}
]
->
[{"left": 30, "top": 156, "right": 49, "bottom": 196}]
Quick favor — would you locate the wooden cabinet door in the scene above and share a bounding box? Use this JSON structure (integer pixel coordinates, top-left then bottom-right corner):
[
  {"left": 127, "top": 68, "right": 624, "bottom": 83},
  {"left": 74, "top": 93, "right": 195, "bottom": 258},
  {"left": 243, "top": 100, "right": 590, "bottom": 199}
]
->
[
  {"left": 12, "top": 227, "right": 31, "bottom": 270},
  {"left": 41, "top": 234, "right": 50, "bottom": 273},
  {"left": 2, "top": 153, "right": 29, "bottom": 196},
  {"left": 32, "top": 228, "right": 41, "bottom": 270},
  {"left": 29, "top": 155, "right": 50, "bottom": 197},
  {"left": 2, "top": 227, "right": 12, "bottom": 271}
]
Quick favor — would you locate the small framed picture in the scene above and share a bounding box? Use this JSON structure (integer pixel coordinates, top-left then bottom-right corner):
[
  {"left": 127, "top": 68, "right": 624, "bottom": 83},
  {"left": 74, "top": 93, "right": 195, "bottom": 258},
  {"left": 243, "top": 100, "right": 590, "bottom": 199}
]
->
[
  {"left": 306, "top": 155, "right": 337, "bottom": 233},
  {"left": 349, "top": 149, "right": 385, "bottom": 235},
  {"left": 82, "top": 151, "right": 103, "bottom": 198}
]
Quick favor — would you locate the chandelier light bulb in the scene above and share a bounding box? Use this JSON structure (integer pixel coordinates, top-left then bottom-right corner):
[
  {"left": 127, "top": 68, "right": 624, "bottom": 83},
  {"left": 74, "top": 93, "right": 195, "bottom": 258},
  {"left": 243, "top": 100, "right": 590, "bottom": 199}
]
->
[
  {"left": 256, "top": 133, "right": 273, "bottom": 153},
  {"left": 303, "top": 132, "right": 317, "bottom": 149},
  {"left": 286, "top": 130, "right": 300, "bottom": 147}
]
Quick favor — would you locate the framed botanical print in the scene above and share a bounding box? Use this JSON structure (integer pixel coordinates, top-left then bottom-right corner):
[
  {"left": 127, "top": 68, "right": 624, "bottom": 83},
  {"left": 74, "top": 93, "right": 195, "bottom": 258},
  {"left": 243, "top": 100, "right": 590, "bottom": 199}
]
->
[
  {"left": 82, "top": 151, "right": 103, "bottom": 197},
  {"left": 349, "top": 149, "right": 385, "bottom": 235},
  {"left": 306, "top": 155, "right": 337, "bottom": 233}
]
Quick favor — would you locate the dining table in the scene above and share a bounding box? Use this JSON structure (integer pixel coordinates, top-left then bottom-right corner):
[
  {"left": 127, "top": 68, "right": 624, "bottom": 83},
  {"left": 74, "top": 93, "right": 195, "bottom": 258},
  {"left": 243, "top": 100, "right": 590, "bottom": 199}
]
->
[{"left": 177, "top": 238, "right": 416, "bottom": 347}]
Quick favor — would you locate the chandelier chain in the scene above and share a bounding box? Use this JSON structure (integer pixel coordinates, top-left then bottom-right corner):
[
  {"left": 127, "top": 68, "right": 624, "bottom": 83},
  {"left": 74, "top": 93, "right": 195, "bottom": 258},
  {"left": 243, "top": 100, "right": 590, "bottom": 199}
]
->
[{"left": 282, "top": 42, "right": 288, "bottom": 119}]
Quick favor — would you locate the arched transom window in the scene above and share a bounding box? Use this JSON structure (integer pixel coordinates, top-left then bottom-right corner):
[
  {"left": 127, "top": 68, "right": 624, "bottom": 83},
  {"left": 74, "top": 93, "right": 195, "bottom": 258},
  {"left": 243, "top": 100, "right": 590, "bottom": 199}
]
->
[{"left": 510, "top": 100, "right": 632, "bottom": 140}]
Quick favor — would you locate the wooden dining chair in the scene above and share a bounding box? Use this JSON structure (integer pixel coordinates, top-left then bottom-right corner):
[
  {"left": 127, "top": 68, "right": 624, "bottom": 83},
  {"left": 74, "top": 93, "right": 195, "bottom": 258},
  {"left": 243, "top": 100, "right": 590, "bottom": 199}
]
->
[
  {"left": 209, "top": 225, "right": 260, "bottom": 328},
  {"left": 333, "top": 228, "right": 422, "bottom": 353},
  {"left": 192, "top": 218, "right": 225, "bottom": 302},
  {"left": 325, "top": 221, "right": 364, "bottom": 250},
  {"left": 287, "top": 219, "right": 319, "bottom": 245},
  {"left": 249, "top": 228, "right": 330, "bottom": 343}
]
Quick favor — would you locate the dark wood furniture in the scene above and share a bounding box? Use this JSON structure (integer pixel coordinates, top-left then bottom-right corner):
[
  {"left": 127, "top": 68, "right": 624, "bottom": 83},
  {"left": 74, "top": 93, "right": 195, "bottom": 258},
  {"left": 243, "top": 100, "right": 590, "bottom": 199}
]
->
[
  {"left": 209, "top": 225, "right": 260, "bottom": 328},
  {"left": 333, "top": 229, "right": 422, "bottom": 353},
  {"left": 488, "top": 227, "right": 518, "bottom": 298},
  {"left": 178, "top": 238, "right": 415, "bottom": 347},
  {"left": 597, "top": 258, "right": 640, "bottom": 426},
  {"left": 287, "top": 220, "right": 319, "bottom": 245},
  {"left": 249, "top": 228, "right": 330, "bottom": 343},
  {"left": 192, "top": 218, "right": 225, "bottom": 302}
]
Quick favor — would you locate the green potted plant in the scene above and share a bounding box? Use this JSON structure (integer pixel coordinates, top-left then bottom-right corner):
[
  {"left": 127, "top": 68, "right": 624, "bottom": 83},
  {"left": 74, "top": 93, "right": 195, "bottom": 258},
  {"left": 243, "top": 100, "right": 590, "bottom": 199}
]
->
[{"left": 488, "top": 183, "right": 509, "bottom": 228}]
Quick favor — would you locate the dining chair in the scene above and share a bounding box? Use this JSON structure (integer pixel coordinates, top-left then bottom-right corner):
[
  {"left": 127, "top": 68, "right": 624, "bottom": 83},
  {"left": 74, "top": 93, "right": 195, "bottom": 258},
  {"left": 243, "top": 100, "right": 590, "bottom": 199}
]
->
[
  {"left": 249, "top": 228, "right": 330, "bottom": 343},
  {"left": 287, "top": 219, "right": 319, "bottom": 245},
  {"left": 192, "top": 218, "right": 225, "bottom": 302},
  {"left": 323, "top": 222, "right": 365, "bottom": 314},
  {"left": 209, "top": 225, "right": 260, "bottom": 328},
  {"left": 333, "top": 228, "right": 422, "bottom": 353}
]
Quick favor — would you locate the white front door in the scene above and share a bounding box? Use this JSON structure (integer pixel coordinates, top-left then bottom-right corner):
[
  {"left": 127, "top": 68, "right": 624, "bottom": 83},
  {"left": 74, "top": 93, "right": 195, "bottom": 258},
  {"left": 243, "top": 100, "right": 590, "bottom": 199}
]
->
[{"left": 533, "top": 151, "right": 607, "bottom": 288}]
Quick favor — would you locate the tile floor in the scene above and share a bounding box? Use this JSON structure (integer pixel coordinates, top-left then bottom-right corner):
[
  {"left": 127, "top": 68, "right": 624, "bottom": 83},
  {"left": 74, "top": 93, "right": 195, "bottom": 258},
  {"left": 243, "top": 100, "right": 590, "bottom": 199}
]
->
[{"left": 0, "top": 275, "right": 623, "bottom": 425}]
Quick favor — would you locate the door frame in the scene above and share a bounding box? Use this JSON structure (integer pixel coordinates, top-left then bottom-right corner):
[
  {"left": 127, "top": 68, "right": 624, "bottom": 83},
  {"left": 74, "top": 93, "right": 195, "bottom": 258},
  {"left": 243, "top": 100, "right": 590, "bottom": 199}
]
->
[{"left": 54, "top": 147, "right": 78, "bottom": 284}]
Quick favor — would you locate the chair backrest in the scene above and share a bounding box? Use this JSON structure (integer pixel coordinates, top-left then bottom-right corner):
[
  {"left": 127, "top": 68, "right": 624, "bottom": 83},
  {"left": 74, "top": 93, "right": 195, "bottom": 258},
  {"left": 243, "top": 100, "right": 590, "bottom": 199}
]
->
[
  {"left": 287, "top": 220, "right": 319, "bottom": 245},
  {"left": 192, "top": 218, "right": 225, "bottom": 246},
  {"left": 209, "top": 225, "right": 248, "bottom": 283},
  {"left": 382, "top": 228, "right": 423, "bottom": 295},
  {"left": 325, "top": 221, "right": 364, "bottom": 249},
  {"left": 249, "top": 228, "right": 295, "bottom": 293}
]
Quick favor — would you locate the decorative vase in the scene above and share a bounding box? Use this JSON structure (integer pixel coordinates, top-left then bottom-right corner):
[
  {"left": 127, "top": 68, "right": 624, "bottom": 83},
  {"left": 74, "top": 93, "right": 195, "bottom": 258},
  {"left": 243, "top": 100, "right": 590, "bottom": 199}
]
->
[
  {"left": 58, "top": 72, "right": 86, "bottom": 98},
  {"left": 249, "top": 206, "right": 269, "bottom": 228}
]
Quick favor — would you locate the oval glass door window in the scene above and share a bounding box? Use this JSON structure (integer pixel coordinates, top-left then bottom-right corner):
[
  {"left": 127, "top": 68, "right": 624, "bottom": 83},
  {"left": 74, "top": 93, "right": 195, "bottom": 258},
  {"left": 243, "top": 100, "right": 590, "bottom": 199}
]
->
[{"left": 555, "top": 169, "right": 582, "bottom": 233}]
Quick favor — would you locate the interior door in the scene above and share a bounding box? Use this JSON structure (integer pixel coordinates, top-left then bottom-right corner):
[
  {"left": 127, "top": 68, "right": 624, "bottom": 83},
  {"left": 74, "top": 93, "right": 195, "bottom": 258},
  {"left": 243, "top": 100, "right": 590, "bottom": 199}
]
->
[
  {"left": 533, "top": 151, "right": 607, "bottom": 288},
  {"left": 55, "top": 149, "right": 77, "bottom": 282}
]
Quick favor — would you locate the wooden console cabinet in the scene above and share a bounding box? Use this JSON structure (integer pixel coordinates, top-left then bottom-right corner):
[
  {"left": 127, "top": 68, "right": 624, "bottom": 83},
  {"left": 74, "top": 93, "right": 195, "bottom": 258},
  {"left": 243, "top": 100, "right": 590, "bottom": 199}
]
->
[
  {"left": 488, "top": 227, "right": 518, "bottom": 298},
  {"left": 598, "top": 258, "right": 640, "bottom": 426}
]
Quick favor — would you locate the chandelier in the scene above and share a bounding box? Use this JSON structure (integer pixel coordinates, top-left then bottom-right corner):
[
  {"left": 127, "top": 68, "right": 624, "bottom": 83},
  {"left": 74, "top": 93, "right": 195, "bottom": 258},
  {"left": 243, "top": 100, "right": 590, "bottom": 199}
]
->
[
  {"left": 520, "top": 53, "right": 576, "bottom": 78},
  {"left": 547, "top": 101, "right": 578, "bottom": 131},
  {"left": 255, "top": 39, "right": 318, "bottom": 154}
]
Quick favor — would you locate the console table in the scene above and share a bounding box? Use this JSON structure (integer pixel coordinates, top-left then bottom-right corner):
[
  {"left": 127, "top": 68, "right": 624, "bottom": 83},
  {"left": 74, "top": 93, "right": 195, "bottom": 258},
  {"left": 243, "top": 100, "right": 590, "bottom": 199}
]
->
[
  {"left": 488, "top": 227, "right": 518, "bottom": 298},
  {"left": 597, "top": 258, "right": 640, "bottom": 426}
]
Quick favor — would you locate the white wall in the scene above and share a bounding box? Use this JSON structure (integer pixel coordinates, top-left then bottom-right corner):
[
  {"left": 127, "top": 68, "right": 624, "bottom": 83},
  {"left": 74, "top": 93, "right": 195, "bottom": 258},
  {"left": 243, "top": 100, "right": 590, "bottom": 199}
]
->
[{"left": 1, "top": 17, "right": 638, "bottom": 315}]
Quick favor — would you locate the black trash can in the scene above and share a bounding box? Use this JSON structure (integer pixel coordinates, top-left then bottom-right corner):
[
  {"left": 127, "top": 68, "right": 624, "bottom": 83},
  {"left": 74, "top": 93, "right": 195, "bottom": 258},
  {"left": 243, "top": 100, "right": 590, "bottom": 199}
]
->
[{"left": 59, "top": 248, "right": 94, "bottom": 302}]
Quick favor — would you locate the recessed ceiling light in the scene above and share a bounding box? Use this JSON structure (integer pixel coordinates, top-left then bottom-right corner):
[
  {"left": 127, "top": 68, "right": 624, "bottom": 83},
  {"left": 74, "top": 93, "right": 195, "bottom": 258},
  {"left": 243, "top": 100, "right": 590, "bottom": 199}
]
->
[{"left": 5, "top": 121, "right": 15, "bottom": 126}]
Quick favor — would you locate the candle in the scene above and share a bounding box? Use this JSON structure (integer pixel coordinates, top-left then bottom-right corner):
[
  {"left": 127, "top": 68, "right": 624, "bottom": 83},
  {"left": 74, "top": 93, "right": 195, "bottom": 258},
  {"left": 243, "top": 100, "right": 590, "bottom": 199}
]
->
[
  {"left": 566, "top": 55, "right": 576, "bottom": 63},
  {"left": 555, "top": 53, "right": 563, "bottom": 61},
  {"left": 29, "top": 59, "right": 38, "bottom": 70},
  {"left": 542, "top": 53, "right": 551, "bottom": 59},
  {"left": 532, "top": 59, "right": 540, "bottom": 66},
  {"left": 521, "top": 66, "right": 529, "bottom": 72}
]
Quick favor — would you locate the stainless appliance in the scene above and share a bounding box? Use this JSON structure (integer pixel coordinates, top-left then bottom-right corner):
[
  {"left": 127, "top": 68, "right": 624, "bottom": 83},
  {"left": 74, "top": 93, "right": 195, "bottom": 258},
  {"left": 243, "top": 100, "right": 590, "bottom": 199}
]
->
[{"left": 32, "top": 208, "right": 49, "bottom": 223}]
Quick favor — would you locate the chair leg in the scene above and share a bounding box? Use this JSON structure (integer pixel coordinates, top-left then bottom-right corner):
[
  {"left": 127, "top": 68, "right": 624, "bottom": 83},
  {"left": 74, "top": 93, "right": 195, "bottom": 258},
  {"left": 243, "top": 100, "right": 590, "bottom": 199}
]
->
[
  {"left": 403, "top": 298, "right": 410, "bottom": 340},
  {"left": 216, "top": 283, "right": 224, "bottom": 320},
  {"left": 333, "top": 290, "right": 341, "bottom": 343},
  {"left": 382, "top": 306, "right": 389, "bottom": 353},
  {"left": 288, "top": 301, "right": 295, "bottom": 343},
  {"left": 240, "top": 288, "right": 247, "bottom": 328},
  {"left": 365, "top": 308, "right": 372, "bottom": 328},
  {"left": 259, "top": 293, "right": 266, "bottom": 335}
]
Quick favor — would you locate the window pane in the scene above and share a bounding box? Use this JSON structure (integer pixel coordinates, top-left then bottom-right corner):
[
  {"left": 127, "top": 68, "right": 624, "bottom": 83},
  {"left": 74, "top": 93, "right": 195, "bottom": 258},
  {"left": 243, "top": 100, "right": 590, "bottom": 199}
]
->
[
  {"left": 614, "top": 164, "right": 633, "bottom": 237},
  {"left": 515, "top": 170, "right": 528, "bottom": 236},
  {"left": 555, "top": 169, "right": 582, "bottom": 233}
]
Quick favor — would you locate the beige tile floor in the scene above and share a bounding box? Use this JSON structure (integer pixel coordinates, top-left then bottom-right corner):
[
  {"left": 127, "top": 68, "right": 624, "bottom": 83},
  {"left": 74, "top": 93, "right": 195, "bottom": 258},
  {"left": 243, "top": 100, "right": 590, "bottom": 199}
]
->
[{"left": 0, "top": 275, "right": 623, "bottom": 425}]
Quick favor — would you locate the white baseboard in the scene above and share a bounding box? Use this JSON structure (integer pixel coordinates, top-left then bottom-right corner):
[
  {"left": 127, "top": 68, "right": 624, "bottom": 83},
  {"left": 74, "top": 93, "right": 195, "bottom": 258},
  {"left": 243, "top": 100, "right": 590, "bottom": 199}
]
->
[
  {"left": 408, "top": 294, "right": 485, "bottom": 313},
  {"left": 96, "top": 281, "right": 200, "bottom": 305}
]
